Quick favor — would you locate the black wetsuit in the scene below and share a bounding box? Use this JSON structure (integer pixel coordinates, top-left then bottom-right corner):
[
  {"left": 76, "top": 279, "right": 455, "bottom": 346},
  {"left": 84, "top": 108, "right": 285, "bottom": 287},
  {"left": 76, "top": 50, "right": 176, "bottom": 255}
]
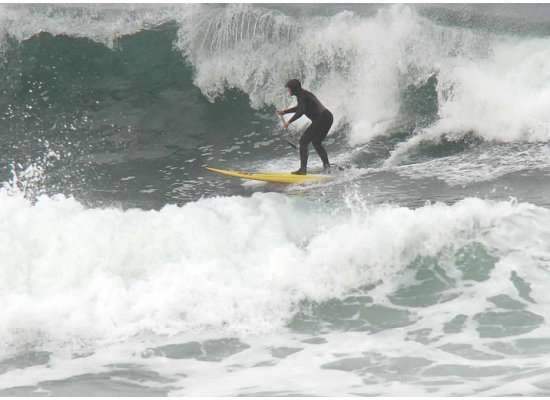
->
[{"left": 284, "top": 89, "right": 333, "bottom": 173}]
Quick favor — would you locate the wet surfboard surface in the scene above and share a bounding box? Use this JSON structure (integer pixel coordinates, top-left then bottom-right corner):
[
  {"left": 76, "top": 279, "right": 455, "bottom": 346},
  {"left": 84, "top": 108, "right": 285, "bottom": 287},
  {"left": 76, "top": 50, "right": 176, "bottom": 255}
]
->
[{"left": 206, "top": 167, "right": 332, "bottom": 184}]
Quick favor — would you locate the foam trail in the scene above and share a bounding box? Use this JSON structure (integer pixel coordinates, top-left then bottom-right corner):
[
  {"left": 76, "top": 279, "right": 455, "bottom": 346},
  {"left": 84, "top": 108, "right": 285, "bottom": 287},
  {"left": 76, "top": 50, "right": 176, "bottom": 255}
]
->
[{"left": 392, "top": 143, "right": 550, "bottom": 185}]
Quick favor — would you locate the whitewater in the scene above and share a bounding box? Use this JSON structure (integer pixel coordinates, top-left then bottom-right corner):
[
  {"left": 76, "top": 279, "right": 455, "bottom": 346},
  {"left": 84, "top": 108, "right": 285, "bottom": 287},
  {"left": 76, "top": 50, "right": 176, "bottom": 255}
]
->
[{"left": 2, "top": 3, "right": 550, "bottom": 396}]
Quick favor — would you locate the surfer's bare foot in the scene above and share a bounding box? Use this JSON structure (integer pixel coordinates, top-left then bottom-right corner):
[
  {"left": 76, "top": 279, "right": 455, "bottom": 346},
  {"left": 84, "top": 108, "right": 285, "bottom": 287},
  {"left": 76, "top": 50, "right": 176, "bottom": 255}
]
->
[
  {"left": 292, "top": 169, "right": 306, "bottom": 175},
  {"left": 323, "top": 164, "right": 331, "bottom": 174}
]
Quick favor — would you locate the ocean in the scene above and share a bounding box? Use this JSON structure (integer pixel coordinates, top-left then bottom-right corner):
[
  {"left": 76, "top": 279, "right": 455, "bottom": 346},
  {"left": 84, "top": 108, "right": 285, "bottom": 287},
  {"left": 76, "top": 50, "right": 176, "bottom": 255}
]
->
[{"left": 2, "top": 3, "right": 550, "bottom": 396}]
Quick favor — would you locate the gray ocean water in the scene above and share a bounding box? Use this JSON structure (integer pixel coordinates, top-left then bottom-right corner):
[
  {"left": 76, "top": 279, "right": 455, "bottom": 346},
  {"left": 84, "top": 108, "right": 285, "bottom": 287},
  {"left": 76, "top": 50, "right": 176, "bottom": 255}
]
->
[{"left": 3, "top": 3, "right": 550, "bottom": 396}]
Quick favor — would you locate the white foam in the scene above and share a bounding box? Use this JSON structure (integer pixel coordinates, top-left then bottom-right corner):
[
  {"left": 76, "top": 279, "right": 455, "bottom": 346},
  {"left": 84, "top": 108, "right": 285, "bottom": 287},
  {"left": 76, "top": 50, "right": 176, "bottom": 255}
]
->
[
  {"left": 174, "top": 4, "right": 502, "bottom": 148},
  {"left": 432, "top": 36, "right": 550, "bottom": 143},
  {"left": 175, "top": 5, "right": 435, "bottom": 145},
  {"left": 1, "top": 186, "right": 548, "bottom": 353}
]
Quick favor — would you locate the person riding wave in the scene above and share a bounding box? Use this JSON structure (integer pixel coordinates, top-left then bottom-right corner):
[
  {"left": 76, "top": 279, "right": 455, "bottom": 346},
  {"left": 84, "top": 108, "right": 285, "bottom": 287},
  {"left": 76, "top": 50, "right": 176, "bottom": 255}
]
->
[{"left": 277, "top": 79, "right": 334, "bottom": 175}]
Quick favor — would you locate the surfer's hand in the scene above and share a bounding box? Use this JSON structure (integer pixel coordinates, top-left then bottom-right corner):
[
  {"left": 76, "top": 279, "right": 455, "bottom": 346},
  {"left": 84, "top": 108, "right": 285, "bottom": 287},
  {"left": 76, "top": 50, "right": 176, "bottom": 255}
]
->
[{"left": 276, "top": 110, "right": 284, "bottom": 116}]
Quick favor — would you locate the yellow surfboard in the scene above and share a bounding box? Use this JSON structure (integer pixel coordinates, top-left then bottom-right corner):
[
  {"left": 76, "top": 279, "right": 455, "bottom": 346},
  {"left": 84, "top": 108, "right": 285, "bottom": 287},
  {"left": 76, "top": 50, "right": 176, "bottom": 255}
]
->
[{"left": 206, "top": 167, "right": 332, "bottom": 184}]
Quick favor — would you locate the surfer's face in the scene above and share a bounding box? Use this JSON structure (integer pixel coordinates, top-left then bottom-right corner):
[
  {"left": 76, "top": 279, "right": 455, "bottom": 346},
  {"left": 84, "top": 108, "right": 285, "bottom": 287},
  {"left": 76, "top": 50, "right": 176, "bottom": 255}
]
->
[{"left": 287, "top": 87, "right": 292, "bottom": 96}]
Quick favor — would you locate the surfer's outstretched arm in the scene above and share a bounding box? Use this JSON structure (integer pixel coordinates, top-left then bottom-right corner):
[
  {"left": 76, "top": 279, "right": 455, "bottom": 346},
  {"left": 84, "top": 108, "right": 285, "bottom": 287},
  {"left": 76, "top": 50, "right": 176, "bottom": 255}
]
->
[
  {"left": 277, "top": 105, "right": 302, "bottom": 128},
  {"left": 287, "top": 108, "right": 304, "bottom": 124},
  {"left": 281, "top": 106, "right": 298, "bottom": 114}
]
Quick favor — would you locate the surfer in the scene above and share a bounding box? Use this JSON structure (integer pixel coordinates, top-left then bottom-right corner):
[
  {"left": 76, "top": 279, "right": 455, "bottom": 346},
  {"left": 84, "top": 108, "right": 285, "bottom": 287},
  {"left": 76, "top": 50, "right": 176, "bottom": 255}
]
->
[{"left": 277, "top": 79, "right": 333, "bottom": 175}]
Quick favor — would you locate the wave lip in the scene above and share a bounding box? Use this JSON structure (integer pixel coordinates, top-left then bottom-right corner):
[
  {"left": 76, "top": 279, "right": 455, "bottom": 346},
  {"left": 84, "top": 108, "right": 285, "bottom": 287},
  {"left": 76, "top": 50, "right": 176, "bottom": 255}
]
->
[{"left": 0, "top": 4, "right": 179, "bottom": 48}]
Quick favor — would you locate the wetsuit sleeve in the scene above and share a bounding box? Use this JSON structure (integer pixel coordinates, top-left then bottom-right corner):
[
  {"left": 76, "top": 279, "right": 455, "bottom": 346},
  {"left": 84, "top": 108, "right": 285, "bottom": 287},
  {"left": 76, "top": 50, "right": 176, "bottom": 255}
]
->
[
  {"left": 288, "top": 102, "right": 304, "bottom": 124},
  {"left": 283, "top": 106, "right": 298, "bottom": 114}
]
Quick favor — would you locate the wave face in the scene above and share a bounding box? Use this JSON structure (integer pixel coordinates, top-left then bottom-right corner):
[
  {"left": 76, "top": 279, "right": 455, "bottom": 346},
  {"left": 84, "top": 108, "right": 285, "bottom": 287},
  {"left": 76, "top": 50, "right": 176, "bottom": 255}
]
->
[
  {"left": 1, "top": 4, "right": 550, "bottom": 202},
  {"left": 3, "top": 3, "right": 550, "bottom": 396}
]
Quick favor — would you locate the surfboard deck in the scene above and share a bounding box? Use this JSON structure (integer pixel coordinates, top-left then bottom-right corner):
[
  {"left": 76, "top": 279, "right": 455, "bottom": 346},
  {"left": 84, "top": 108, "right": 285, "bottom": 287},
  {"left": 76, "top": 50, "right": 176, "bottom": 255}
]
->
[{"left": 206, "top": 167, "right": 332, "bottom": 184}]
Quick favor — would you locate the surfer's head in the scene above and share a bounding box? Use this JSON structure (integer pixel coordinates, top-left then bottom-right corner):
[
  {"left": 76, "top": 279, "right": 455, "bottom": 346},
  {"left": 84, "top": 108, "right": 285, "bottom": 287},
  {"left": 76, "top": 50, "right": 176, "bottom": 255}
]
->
[{"left": 285, "top": 79, "right": 302, "bottom": 96}]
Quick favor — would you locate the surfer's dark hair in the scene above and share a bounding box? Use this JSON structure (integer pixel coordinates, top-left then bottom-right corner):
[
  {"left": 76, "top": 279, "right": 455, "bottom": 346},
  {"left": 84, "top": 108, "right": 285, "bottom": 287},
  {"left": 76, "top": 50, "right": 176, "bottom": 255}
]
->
[{"left": 285, "top": 79, "right": 302, "bottom": 96}]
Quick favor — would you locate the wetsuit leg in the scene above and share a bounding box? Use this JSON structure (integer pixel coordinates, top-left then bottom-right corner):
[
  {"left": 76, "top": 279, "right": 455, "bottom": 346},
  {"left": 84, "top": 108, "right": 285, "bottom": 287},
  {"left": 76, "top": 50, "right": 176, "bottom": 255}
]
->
[
  {"left": 312, "top": 111, "right": 333, "bottom": 168},
  {"left": 312, "top": 139, "right": 329, "bottom": 167},
  {"left": 297, "top": 124, "right": 316, "bottom": 173},
  {"left": 295, "top": 110, "right": 333, "bottom": 174}
]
